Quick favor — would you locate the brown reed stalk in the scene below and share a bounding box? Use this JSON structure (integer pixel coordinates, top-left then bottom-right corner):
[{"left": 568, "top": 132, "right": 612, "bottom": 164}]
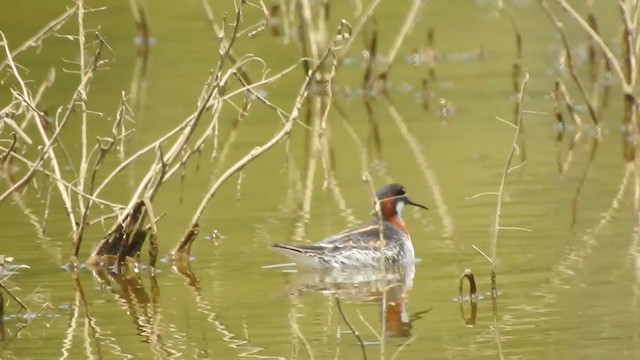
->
[
  {"left": 509, "top": 13, "right": 523, "bottom": 94},
  {"left": 362, "top": 18, "right": 378, "bottom": 90},
  {"left": 361, "top": 21, "right": 382, "bottom": 155},
  {"left": 597, "top": 51, "right": 613, "bottom": 119},
  {"left": 363, "top": 96, "right": 382, "bottom": 157},
  {"left": 421, "top": 78, "right": 430, "bottom": 111},
  {"left": 586, "top": 0, "right": 600, "bottom": 83},
  {"left": 128, "top": 0, "right": 151, "bottom": 123},
  {"left": 425, "top": 26, "right": 438, "bottom": 81},
  {"left": 571, "top": 136, "right": 600, "bottom": 231},
  {"left": 582, "top": 4, "right": 610, "bottom": 117},
  {"left": 130, "top": 0, "right": 150, "bottom": 54},
  {"left": 554, "top": 1, "right": 628, "bottom": 91},
  {"left": 540, "top": 0, "right": 600, "bottom": 126},
  {"left": 508, "top": 11, "right": 527, "bottom": 162},
  {"left": 619, "top": 1, "right": 638, "bottom": 161},
  {"left": 556, "top": 79, "right": 584, "bottom": 130},
  {"left": 116, "top": 147, "right": 166, "bottom": 269},
  {"left": 552, "top": 79, "right": 566, "bottom": 145},
  {"left": 552, "top": 80, "right": 572, "bottom": 174},
  {"left": 555, "top": 79, "right": 584, "bottom": 175},
  {"left": 1, "top": 257, "right": 6, "bottom": 328},
  {"left": 555, "top": 1, "right": 640, "bottom": 168},
  {"left": 0, "top": 288, "right": 3, "bottom": 343},
  {"left": 579, "top": 0, "right": 638, "bottom": 161}
]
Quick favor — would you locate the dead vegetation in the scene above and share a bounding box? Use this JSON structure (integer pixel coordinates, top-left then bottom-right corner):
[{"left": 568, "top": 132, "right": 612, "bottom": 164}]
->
[{"left": 0, "top": 0, "right": 442, "bottom": 277}]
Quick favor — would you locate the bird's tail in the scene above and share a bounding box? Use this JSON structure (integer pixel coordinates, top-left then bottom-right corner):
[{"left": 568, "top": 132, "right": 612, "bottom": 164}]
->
[{"left": 271, "top": 243, "right": 306, "bottom": 254}]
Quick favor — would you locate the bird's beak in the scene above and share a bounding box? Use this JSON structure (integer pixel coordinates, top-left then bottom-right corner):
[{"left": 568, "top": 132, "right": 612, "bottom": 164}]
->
[{"left": 406, "top": 197, "right": 429, "bottom": 210}]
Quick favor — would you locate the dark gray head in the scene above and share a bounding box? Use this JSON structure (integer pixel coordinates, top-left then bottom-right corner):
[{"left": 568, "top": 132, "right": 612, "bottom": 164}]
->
[{"left": 375, "top": 183, "right": 428, "bottom": 219}]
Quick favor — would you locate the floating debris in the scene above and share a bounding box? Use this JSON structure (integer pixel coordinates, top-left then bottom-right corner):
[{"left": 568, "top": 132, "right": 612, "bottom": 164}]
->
[
  {"left": 1, "top": 257, "right": 29, "bottom": 277},
  {"left": 204, "top": 229, "right": 225, "bottom": 245},
  {"left": 160, "top": 255, "right": 196, "bottom": 263},
  {"left": 397, "top": 82, "right": 414, "bottom": 93},
  {"left": 453, "top": 290, "right": 502, "bottom": 302},
  {"left": 133, "top": 36, "right": 157, "bottom": 46},
  {"left": 438, "top": 98, "right": 455, "bottom": 119},
  {"left": 60, "top": 262, "right": 87, "bottom": 272},
  {"left": 262, "top": 262, "right": 296, "bottom": 269}
]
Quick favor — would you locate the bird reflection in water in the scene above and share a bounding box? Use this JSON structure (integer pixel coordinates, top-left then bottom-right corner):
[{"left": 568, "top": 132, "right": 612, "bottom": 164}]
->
[{"left": 276, "top": 263, "right": 430, "bottom": 339}]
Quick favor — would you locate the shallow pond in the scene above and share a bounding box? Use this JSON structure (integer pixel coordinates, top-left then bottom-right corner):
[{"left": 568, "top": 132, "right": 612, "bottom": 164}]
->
[{"left": 1, "top": 1, "right": 639, "bottom": 359}]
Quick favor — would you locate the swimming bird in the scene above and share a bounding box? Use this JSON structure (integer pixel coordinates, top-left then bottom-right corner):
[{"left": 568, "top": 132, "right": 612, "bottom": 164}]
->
[{"left": 271, "top": 183, "right": 428, "bottom": 268}]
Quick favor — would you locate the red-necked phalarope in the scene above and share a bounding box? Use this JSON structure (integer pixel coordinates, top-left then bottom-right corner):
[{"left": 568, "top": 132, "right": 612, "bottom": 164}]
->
[{"left": 272, "top": 183, "right": 428, "bottom": 268}]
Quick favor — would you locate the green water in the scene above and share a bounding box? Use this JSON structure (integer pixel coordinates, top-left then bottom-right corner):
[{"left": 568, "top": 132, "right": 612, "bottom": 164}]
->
[{"left": 1, "top": 1, "right": 639, "bottom": 359}]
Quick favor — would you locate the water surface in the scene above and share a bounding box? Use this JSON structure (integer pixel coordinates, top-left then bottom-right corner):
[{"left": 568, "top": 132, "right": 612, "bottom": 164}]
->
[{"left": 0, "top": 1, "right": 638, "bottom": 359}]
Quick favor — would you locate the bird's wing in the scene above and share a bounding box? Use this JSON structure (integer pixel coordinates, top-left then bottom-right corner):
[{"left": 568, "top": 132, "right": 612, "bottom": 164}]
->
[{"left": 306, "top": 221, "right": 403, "bottom": 255}]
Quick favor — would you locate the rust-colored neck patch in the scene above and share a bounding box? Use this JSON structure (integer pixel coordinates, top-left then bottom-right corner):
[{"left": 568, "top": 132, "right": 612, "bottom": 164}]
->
[
  {"left": 381, "top": 195, "right": 408, "bottom": 234},
  {"left": 381, "top": 194, "right": 396, "bottom": 218},
  {"left": 389, "top": 215, "right": 408, "bottom": 234}
]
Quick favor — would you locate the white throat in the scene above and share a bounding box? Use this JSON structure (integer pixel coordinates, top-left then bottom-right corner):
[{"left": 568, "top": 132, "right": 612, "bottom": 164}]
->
[{"left": 395, "top": 201, "right": 404, "bottom": 219}]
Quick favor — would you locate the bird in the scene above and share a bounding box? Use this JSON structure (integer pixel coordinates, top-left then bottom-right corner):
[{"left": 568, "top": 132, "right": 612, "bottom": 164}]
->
[{"left": 271, "top": 183, "right": 428, "bottom": 268}]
